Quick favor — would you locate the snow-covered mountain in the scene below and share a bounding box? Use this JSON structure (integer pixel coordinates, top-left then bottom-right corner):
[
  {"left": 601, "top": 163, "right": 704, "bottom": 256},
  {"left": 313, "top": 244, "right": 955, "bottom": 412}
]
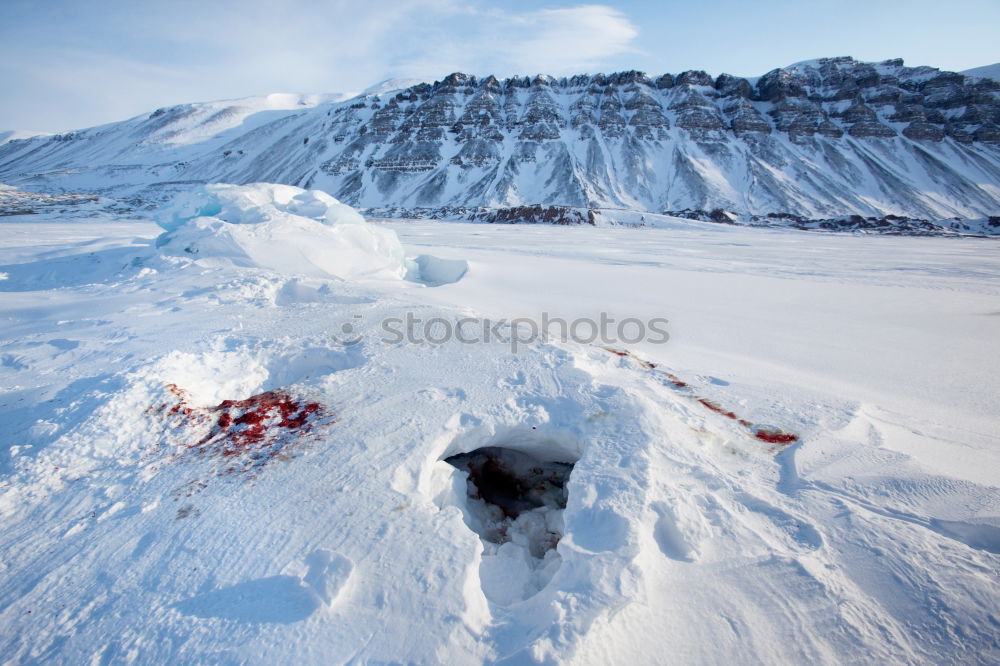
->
[
  {"left": 2, "top": 57, "right": 999, "bottom": 222},
  {"left": 962, "top": 63, "right": 1000, "bottom": 82}
]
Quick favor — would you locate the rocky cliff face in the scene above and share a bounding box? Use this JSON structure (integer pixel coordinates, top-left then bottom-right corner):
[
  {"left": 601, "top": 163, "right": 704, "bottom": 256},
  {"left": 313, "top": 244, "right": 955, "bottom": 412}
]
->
[{"left": 2, "top": 57, "right": 999, "bottom": 222}]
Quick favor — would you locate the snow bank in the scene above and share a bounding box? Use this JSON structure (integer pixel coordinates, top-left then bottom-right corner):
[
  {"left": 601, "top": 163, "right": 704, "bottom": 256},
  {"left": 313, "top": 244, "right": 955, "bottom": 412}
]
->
[{"left": 153, "top": 183, "right": 410, "bottom": 280}]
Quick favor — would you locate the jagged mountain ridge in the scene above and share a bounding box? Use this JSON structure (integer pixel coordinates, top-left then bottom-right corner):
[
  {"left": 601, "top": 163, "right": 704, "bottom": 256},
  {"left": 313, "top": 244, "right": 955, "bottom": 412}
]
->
[{"left": 1, "top": 56, "right": 999, "bottom": 222}]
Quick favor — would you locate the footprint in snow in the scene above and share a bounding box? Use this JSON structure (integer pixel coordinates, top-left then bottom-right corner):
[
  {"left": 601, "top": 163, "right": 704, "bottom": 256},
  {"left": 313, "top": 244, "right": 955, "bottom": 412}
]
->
[
  {"left": 173, "top": 549, "right": 353, "bottom": 623},
  {"left": 303, "top": 549, "right": 354, "bottom": 605},
  {"left": 47, "top": 338, "right": 80, "bottom": 352},
  {"left": 651, "top": 501, "right": 697, "bottom": 562}
]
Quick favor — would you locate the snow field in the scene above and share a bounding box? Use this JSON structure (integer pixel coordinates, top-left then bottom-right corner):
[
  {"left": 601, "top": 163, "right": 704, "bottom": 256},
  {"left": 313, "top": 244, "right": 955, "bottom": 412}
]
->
[{"left": 0, "top": 192, "right": 997, "bottom": 663}]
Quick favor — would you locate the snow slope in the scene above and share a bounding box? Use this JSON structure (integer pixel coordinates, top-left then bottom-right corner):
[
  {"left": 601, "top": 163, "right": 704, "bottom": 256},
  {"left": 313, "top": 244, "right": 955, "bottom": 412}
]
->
[
  {"left": 1, "top": 57, "right": 999, "bottom": 222},
  {"left": 0, "top": 92, "right": 350, "bottom": 198},
  {"left": 0, "top": 131, "right": 50, "bottom": 146},
  {"left": 0, "top": 193, "right": 998, "bottom": 662},
  {"left": 963, "top": 63, "right": 1000, "bottom": 81}
]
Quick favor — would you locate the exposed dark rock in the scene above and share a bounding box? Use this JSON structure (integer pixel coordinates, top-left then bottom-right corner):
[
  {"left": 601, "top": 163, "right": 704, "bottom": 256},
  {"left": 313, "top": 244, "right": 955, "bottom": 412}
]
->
[
  {"left": 598, "top": 95, "right": 628, "bottom": 137},
  {"left": 865, "top": 85, "right": 904, "bottom": 105},
  {"left": 370, "top": 103, "right": 404, "bottom": 136},
  {"left": 925, "top": 109, "right": 948, "bottom": 124},
  {"left": 666, "top": 208, "right": 738, "bottom": 223},
  {"left": 816, "top": 119, "right": 844, "bottom": 138},
  {"left": 975, "top": 123, "right": 1000, "bottom": 143},
  {"left": 569, "top": 96, "right": 596, "bottom": 129},
  {"left": 518, "top": 89, "right": 565, "bottom": 140},
  {"left": 903, "top": 120, "right": 945, "bottom": 141},
  {"left": 676, "top": 107, "right": 726, "bottom": 132},
  {"left": 841, "top": 101, "right": 896, "bottom": 137},
  {"left": 477, "top": 205, "right": 596, "bottom": 225},
  {"left": 922, "top": 73, "right": 974, "bottom": 109},
  {"left": 840, "top": 100, "right": 877, "bottom": 123},
  {"left": 625, "top": 90, "right": 670, "bottom": 132},
  {"left": 757, "top": 69, "right": 805, "bottom": 102},
  {"left": 439, "top": 72, "right": 471, "bottom": 88},
  {"left": 450, "top": 139, "right": 501, "bottom": 167},
  {"left": 654, "top": 74, "right": 674, "bottom": 89},
  {"left": 727, "top": 100, "right": 771, "bottom": 134},
  {"left": 669, "top": 89, "right": 714, "bottom": 110},
  {"left": 609, "top": 70, "right": 651, "bottom": 86},
  {"left": 946, "top": 123, "right": 975, "bottom": 143},
  {"left": 786, "top": 116, "right": 817, "bottom": 139},
  {"left": 715, "top": 74, "right": 754, "bottom": 99},
  {"left": 675, "top": 70, "right": 715, "bottom": 87},
  {"left": 848, "top": 120, "right": 897, "bottom": 138},
  {"left": 889, "top": 103, "right": 926, "bottom": 122},
  {"left": 769, "top": 99, "right": 821, "bottom": 138}
]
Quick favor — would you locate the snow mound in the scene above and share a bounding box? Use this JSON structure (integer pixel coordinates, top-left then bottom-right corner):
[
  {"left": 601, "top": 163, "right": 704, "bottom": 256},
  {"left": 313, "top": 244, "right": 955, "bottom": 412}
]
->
[{"left": 153, "top": 183, "right": 410, "bottom": 280}]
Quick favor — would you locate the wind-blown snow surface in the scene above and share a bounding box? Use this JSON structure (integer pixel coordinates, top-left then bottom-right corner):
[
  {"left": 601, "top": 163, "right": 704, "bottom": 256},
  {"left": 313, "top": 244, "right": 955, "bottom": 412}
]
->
[{"left": 1, "top": 205, "right": 999, "bottom": 662}]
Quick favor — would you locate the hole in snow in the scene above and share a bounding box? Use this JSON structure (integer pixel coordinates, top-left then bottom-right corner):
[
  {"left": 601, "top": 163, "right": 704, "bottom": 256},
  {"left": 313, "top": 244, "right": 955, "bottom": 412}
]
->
[
  {"left": 444, "top": 443, "right": 576, "bottom": 605},
  {"left": 407, "top": 254, "right": 468, "bottom": 287}
]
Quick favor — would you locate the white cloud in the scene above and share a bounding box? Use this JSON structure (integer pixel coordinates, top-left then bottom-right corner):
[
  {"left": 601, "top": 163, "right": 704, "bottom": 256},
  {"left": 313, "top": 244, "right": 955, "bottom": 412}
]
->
[
  {"left": 390, "top": 4, "right": 641, "bottom": 78},
  {"left": 504, "top": 5, "right": 640, "bottom": 73},
  {"left": 0, "top": 1, "right": 640, "bottom": 131}
]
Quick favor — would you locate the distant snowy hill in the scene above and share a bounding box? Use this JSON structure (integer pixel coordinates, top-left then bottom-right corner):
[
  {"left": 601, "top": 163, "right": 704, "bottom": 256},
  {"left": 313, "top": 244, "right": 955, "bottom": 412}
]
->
[
  {"left": 1, "top": 57, "right": 999, "bottom": 224},
  {"left": 362, "top": 77, "right": 437, "bottom": 96},
  {"left": 962, "top": 63, "right": 1000, "bottom": 81},
  {"left": 0, "top": 129, "right": 49, "bottom": 145}
]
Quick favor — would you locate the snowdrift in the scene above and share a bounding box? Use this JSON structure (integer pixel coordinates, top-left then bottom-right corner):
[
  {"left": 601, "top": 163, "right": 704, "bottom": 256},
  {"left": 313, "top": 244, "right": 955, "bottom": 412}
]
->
[{"left": 153, "top": 183, "right": 411, "bottom": 281}]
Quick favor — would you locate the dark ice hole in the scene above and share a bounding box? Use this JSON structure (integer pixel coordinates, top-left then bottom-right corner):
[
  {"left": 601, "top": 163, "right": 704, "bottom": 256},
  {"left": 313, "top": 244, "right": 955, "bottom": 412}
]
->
[
  {"left": 445, "top": 446, "right": 574, "bottom": 527},
  {"left": 444, "top": 443, "right": 578, "bottom": 600}
]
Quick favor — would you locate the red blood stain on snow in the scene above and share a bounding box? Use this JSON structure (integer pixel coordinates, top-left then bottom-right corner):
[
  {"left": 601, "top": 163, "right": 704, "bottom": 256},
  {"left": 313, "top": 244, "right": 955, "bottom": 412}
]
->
[
  {"left": 151, "top": 385, "right": 331, "bottom": 473},
  {"left": 665, "top": 373, "right": 687, "bottom": 388},
  {"left": 166, "top": 384, "right": 198, "bottom": 418},
  {"left": 601, "top": 346, "right": 657, "bottom": 369},
  {"left": 600, "top": 347, "right": 799, "bottom": 452},
  {"left": 200, "top": 392, "right": 324, "bottom": 457},
  {"left": 754, "top": 430, "right": 799, "bottom": 445},
  {"left": 697, "top": 398, "right": 739, "bottom": 420}
]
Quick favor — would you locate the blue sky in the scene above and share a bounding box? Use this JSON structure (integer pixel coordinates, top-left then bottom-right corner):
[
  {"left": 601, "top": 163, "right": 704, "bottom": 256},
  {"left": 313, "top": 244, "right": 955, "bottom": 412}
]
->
[{"left": 2, "top": 0, "right": 998, "bottom": 132}]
